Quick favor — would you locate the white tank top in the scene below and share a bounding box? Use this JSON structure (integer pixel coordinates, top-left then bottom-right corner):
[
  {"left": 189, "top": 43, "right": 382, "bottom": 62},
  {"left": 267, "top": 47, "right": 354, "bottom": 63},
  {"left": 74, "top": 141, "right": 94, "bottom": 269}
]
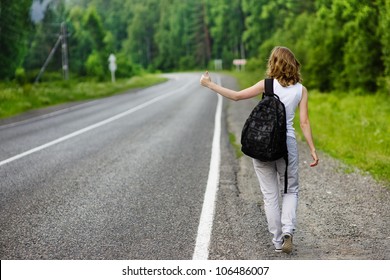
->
[{"left": 273, "top": 79, "right": 303, "bottom": 139}]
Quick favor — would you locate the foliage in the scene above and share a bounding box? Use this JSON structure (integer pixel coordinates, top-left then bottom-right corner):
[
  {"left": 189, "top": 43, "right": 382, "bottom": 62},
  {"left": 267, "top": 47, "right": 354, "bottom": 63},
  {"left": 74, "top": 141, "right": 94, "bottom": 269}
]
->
[
  {"left": 0, "top": 0, "right": 33, "bottom": 80},
  {"left": 123, "top": 0, "right": 159, "bottom": 68},
  {"left": 86, "top": 51, "right": 105, "bottom": 80},
  {"left": 245, "top": 0, "right": 388, "bottom": 93},
  {"left": 0, "top": 74, "right": 167, "bottom": 119},
  {"left": 305, "top": 91, "right": 390, "bottom": 184},
  {"left": 14, "top": 67, "right": 27, "bottom": 85},
  {"left": 1, "top": 0, "right": 390, "bottom": 94}
]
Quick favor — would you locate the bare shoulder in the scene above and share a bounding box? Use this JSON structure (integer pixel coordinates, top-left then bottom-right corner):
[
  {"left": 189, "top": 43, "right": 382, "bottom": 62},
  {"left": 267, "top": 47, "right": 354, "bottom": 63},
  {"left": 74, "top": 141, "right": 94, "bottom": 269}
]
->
[{"left": 301, "top": 85, "right": 309, "bottom": 98}]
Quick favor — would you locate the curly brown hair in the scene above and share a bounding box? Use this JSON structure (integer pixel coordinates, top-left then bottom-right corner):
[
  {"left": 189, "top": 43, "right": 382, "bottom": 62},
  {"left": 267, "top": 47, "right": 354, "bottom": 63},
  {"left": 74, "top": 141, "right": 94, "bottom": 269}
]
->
[{"left": 266, "top": 46, "right": 302, "bottom": 87}]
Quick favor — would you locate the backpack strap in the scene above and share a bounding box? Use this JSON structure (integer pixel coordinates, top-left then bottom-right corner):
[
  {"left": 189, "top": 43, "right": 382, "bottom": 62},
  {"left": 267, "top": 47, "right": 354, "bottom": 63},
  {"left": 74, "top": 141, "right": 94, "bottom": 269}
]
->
[
  {"left": 283, "top": 154, "right": 288, "bottom": 194},
  {"left": 264, "top": 78, "right": 274, "bottom": 96},
  {"left": 265, "top": 78, "right": 289, "bottom": 194}
]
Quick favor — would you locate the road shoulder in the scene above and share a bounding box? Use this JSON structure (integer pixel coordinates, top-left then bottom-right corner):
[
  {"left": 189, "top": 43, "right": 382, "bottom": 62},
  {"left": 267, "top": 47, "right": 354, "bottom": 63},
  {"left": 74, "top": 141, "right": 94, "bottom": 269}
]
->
[{"left": 209, "top": 74, "right": 390, "bottom": 260}]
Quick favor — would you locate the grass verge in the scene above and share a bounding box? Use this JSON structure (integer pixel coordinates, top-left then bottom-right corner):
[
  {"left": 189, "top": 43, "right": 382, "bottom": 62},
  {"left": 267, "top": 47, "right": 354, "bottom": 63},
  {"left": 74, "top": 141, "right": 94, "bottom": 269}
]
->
[
  {"left": 229, "top": 132, "right": 244, "bottom": 158},
  {"left": 226, "top": 70, "right": 390, "bottom": 185},
  {"left": 0, "top": 74, "right": 167, "bottom": 120}
]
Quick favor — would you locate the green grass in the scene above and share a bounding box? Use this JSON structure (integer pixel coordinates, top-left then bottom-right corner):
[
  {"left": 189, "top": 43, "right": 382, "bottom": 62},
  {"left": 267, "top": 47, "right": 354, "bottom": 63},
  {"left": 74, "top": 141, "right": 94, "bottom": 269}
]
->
[
  {"left": 229, "top": 132, "right": 244, "bottom": 158},
  {"left": 0, "top": 74, "right": 167, "bottom": 120},
  {"left": 227, "top": 71, "right": 390, "bottom": 185},
  {"left": 303, "top": 91, "right": 390, "bottom": 184}
]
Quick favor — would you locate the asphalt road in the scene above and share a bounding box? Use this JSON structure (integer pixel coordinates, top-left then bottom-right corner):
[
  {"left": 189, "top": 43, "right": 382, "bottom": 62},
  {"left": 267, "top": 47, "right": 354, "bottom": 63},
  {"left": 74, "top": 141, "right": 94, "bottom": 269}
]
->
[
  {"left": 0, "top": 73, "right": 221, "bottom": 259},
  {"left": 3, "top": 72, "right": 388, "bottom": 263}
]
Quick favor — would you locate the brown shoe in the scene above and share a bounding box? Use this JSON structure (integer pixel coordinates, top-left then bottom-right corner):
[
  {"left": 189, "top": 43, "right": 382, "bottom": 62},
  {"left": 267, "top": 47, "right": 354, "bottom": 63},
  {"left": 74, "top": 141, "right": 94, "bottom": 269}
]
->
[{"left": 281, "top": 233, "right": 293, "bottom": 254}]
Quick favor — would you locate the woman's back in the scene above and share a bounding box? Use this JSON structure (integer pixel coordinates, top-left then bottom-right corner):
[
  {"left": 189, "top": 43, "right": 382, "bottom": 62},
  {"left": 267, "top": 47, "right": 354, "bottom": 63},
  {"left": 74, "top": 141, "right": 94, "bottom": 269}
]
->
[{"left": 273, "top": 79, "right": 302, "bottom": 138}]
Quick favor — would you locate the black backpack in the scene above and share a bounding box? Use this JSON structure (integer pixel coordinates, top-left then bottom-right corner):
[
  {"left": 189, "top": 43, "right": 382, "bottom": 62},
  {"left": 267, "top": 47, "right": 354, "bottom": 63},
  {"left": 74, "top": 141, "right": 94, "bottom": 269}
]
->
[{"left": 241, "top": 78, "right": 289, "bottom": 193}]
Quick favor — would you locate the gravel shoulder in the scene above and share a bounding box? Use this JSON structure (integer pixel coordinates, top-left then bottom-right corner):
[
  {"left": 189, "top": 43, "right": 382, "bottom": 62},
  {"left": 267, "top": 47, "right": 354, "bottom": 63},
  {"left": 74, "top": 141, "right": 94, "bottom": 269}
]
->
[{"left": 209, "top": 74, "right": 390, "bottom": 260}]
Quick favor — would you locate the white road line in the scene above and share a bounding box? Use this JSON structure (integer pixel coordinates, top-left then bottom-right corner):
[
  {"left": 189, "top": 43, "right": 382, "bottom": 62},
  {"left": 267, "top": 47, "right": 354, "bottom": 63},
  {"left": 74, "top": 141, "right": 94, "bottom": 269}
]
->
[
  {"left": 193, "top": 75, "right": 222, "bottom": 260},
  {"left": 0, "top": 80, "right": 194, "bottom": 167}
]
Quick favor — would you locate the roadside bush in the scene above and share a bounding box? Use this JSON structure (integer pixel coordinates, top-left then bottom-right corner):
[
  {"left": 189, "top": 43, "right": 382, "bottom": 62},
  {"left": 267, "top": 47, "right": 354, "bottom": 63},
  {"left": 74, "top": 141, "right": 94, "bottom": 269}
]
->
[
  {"left": 86, "top": 51, "right": 106, "bottom": 81},
  {"left": 115, "top": 53, "right": 139, "bottom": 78},
  {"left": 15, "top": 67, "right": 27, "bottom": 85}
]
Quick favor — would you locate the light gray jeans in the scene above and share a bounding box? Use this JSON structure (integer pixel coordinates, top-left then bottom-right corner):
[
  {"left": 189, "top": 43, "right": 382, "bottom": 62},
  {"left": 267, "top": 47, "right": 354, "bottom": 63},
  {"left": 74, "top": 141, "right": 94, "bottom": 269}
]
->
[{"left": 252, "top": 136, "right": 299, "bottom": 248}]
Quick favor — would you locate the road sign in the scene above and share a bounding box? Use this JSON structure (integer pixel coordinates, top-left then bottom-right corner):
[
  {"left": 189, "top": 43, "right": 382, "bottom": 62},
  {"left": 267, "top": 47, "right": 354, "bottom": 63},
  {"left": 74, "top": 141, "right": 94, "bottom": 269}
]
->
[
  {"left": 214, "top": 59, "right": 223, "bottom": 70},
  {"left": 108, "top": 54, "right": 117, "bottom": 82},
  {"left": 233, "top": 59, "right": 247, "bottom": 71},
  {"left": 233, "top": 59, "right": 247, "bottom": 65}
]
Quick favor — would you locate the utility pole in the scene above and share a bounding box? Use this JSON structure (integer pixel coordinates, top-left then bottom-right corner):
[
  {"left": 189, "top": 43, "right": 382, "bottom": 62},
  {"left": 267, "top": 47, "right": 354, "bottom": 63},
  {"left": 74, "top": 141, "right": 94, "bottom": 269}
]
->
[
  {"left": 35, "top": 22, "right": 69, "bottom": 83},
  {"left": 34, "top": 35, "right": 62, "bottom": 84},
  {"left": 61, "top": 22, "right": 69, "bottom": 80}
]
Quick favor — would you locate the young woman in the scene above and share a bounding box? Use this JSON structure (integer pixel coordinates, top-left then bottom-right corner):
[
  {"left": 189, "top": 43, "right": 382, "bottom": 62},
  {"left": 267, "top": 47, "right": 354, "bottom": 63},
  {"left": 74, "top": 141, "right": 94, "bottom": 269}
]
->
[{"left": 200, "top": 46, "right": 319, "bottom": 254}]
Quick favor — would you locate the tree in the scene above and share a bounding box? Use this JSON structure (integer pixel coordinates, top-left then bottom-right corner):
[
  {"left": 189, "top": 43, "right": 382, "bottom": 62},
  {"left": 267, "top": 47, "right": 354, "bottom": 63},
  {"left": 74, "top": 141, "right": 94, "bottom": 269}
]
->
[
  {"left": 123, "top": 0, "right": 160, "bottom": 69},
  {"left": 66, "top": 5, "right": 93, "bottom": 76},
  {"left": 209, "top": 0, "right": 245, "bottom": 68},
  {"left": 24, "top": 0, "right": 67, "bottom": 75},
  {"left": 378, "top": 0, "right": 390, "bottom": 93},
  {"left": 338, "top": 0, "right": 382, "bottom": 92},
  {"left": 4, "top": 0, "right": 390, "bottom": 95},
  {"left": 65, "top": 4, "right": 110, "bottom": 79},
  {"left": 300, "top": 4, "right": 345, "bottom": 91},
  {"left": 0, "top": 0, "right": 33, "bottom": 79},
  {"left": 154, "top": 0, "right": 177, "bottom": 70},
  {"left": 242, "top": 0, "right": 268, "bottom": 58},
  {"left": 192, "top": 0, "right": 211, "bottom": 68}
]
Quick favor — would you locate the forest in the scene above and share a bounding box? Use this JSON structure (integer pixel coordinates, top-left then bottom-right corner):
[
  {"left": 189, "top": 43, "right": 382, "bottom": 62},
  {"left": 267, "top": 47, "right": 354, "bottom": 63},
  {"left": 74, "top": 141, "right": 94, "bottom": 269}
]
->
[{"left": 1, "top": 0, "right": 390, "bottom": 94}]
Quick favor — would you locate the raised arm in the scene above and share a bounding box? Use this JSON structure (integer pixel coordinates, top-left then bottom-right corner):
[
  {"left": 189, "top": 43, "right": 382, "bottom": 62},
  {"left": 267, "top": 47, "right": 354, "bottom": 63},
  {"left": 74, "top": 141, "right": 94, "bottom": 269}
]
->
[
  {"left": 299, "top": 86, "right": 319, "bottom": 167},
  {"left": 200, "top": 71, "right": 263, "bottom": 101}
]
